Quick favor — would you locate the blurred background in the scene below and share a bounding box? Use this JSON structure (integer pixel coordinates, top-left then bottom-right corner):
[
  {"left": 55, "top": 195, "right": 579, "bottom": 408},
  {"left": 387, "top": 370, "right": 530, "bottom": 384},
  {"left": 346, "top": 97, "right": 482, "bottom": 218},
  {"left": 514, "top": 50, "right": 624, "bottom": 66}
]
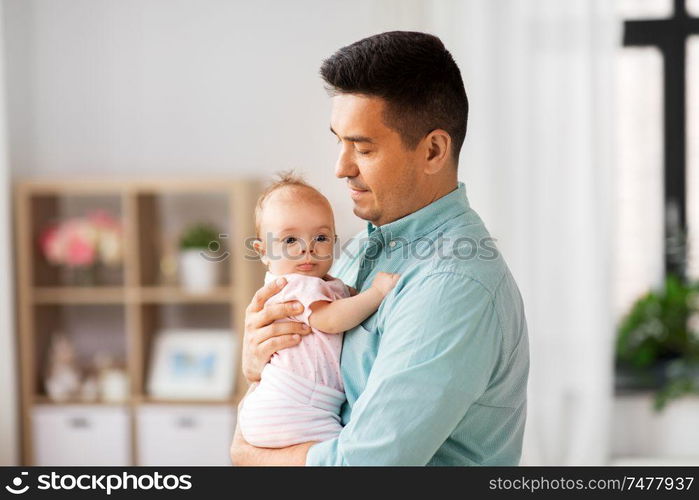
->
[{"left": 1, "top": 0, "right": 698, "bottom": 466}]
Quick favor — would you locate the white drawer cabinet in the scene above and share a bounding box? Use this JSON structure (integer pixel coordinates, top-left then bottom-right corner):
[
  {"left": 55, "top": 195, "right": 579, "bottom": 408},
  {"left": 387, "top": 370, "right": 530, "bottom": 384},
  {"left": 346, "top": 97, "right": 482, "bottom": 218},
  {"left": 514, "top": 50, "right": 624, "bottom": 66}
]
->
[
  {"left": 32, "top": 405, "right": 131, "bottom": 465},
  {"left": 136, "top": 405, "right": 236, "bottom": 465}
]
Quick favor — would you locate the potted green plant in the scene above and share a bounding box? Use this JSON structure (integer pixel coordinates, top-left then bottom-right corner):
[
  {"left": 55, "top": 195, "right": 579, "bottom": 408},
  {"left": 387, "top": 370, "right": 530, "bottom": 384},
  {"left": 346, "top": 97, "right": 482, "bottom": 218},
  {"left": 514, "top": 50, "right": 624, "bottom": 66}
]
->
[
  {"left": 178, "top": 223, "right": 223, "bottom": 293},
  {"left": 615, "top": 274, "right": 699, "bottom": 410}
]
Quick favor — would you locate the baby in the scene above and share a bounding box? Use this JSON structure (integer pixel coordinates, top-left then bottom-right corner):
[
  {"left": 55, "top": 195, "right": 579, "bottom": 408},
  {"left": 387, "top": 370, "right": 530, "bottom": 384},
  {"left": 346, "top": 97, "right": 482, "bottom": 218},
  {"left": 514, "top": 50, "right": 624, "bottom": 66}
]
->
[{"left": 238, "top": 172, "right": 399, "bottom": 448}]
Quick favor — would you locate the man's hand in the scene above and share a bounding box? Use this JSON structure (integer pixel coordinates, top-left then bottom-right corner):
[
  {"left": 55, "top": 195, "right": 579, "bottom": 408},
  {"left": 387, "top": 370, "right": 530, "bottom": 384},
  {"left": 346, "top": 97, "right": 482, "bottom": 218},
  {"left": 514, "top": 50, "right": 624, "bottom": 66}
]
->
[{"left": 242, "top": 277, "right": 312, "bottom": 382}]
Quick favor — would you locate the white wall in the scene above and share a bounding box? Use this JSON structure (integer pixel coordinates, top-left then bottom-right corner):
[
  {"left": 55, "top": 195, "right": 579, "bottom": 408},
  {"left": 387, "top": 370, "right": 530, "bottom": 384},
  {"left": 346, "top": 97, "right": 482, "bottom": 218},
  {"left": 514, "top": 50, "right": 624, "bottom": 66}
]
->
[
  {"left": 0, "top": 0, "right": 19, "bottom": 466},
  {"left": 2, "top": 0, "right": 433, "bottom": 242}
]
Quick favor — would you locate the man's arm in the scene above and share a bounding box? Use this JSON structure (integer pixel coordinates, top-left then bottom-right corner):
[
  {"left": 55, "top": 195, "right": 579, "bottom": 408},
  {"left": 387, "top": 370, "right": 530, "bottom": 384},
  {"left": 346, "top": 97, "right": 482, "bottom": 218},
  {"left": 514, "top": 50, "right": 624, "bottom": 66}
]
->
[
  {"left": 306, "top": 272, "right": 501, "bottom": 466},
  {"left": 230, "top": 423, "right": 314, "bottom": 466}
]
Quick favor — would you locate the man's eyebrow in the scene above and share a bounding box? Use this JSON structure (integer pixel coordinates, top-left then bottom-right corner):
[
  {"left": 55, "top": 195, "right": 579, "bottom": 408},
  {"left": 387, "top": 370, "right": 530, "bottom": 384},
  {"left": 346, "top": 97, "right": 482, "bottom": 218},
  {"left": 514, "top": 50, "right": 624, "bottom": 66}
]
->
[{"left": 329, "top": 126, "right": 375, "bottom": 144}]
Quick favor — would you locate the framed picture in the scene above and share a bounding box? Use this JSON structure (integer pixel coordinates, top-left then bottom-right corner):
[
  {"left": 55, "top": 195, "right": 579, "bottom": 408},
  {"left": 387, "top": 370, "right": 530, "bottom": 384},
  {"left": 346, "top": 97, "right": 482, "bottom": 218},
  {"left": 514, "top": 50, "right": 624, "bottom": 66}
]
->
[{"left": 147, "top": 329, "right": 236, "bottom": 400}]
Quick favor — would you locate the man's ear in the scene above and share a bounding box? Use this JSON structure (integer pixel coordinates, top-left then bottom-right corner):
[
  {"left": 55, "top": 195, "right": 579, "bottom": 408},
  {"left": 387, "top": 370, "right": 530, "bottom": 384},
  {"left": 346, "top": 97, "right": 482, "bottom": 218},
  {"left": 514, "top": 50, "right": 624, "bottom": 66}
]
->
[
  {"left": 422, "top": 129, "right": 451, "bottom": 175},
  {"left": 252, "top": 239, "right": 268, "bottom": 265}
]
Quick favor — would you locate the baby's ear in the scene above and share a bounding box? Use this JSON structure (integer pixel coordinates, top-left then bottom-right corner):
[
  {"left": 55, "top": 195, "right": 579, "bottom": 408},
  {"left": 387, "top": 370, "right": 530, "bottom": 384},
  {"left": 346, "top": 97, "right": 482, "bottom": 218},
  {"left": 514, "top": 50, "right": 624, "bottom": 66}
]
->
[{"left": 252, "top": 239, "right": 268, "bottom": 264}]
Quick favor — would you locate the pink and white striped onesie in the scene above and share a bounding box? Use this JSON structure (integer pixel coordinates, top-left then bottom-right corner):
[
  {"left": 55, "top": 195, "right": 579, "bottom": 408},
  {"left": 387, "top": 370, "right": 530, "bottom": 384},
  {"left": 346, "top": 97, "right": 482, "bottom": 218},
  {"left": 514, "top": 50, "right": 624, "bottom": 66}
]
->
[{"left": 238, "top": 271, "right": 350, "bottom": 448}]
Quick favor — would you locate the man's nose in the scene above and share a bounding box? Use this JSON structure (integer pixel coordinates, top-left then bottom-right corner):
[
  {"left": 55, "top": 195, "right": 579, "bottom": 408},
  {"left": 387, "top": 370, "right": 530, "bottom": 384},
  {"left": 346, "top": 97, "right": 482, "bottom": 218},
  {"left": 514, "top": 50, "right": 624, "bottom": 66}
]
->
[{"left": 335, "top": 146, "right": 358, "bottom": 179}]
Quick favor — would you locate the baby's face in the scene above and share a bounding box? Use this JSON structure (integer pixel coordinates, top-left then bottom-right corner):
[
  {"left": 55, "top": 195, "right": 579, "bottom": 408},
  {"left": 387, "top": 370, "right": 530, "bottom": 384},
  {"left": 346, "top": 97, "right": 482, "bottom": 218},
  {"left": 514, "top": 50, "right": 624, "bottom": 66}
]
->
[{"left": 257, "top": 191, "right": 336, "bottom": 278}]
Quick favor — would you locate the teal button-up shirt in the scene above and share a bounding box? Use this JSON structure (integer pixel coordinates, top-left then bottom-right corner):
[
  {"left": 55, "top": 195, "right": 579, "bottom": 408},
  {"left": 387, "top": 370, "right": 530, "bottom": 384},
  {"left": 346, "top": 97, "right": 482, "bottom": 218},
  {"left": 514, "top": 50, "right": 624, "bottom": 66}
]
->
[{"left": 305, "top": 182, "right": 529, "bottom": 466}]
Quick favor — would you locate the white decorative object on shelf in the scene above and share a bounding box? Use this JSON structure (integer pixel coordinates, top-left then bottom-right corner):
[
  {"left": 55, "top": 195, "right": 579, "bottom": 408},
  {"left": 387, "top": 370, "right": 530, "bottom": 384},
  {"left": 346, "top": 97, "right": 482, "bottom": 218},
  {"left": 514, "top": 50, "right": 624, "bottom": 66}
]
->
[
  {"left": 178, "top": 223, "right": 224, "bottom": 294},
  {"left": 92, "top": 352, "right": 128, "bottom": 402},
  {"left": 79, "top": 376, "right": 99, "bottom": 402},
  {"left": 178, "top": 249, "right": 219, "bottom": 293},
  {"left": 100, "top": 369, "right": 128, "bottom": 403},
  {"left": 147, "top": 329, "right": 236, "bottom": 400},
  {"left": 44, "top": 333, "right": 81, "bottom": 402}
]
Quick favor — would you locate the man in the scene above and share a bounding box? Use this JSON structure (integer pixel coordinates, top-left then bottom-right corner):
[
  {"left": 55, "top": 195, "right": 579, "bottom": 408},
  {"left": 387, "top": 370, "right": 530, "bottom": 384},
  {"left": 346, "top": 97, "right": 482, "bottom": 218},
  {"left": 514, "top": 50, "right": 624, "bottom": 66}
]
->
[{"left": 231, "top": 31, "right": 529, "bottom": 466}]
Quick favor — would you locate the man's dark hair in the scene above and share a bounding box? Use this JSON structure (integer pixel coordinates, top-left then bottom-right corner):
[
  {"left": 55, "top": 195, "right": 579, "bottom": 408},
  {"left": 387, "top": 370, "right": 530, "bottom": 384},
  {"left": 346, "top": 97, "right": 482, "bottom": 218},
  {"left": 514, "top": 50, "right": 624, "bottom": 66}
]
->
[{"left": 320, "top": 31, "right": 468, "bottom": 164}]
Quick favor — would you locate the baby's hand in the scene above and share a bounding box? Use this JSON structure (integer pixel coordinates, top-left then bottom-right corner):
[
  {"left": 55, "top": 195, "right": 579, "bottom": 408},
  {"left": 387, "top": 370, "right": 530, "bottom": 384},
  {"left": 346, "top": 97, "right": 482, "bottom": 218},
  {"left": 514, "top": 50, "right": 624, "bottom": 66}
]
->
[{"left": 370, "top": 272, "right": 400, "bottom": 296}]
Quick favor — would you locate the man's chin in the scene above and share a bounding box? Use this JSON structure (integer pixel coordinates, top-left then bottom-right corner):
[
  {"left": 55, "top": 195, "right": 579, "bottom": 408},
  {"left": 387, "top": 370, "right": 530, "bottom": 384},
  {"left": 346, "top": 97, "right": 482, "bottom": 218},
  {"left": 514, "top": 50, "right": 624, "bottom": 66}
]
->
[{"left": 352, "top": 205, "right": 379, "bottom": 224}]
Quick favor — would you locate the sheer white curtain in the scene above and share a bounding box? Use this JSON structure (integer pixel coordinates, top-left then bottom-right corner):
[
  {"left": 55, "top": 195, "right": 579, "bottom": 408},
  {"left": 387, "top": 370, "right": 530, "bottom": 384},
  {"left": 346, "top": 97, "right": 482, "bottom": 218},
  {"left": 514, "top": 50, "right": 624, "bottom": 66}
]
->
[
  {"left": 425, "top": 0, "right": 620, "bottom": 464},
  {"left": 0, "top": 0, "right": 20, "bottom": 465}
]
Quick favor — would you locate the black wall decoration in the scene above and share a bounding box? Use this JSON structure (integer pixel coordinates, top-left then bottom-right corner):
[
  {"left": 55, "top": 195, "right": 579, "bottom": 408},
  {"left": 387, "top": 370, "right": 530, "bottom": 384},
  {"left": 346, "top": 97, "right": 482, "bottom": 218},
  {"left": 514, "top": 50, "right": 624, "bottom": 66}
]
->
[{"left": 624, "top": 0, "right": 699, "bottom": 279}]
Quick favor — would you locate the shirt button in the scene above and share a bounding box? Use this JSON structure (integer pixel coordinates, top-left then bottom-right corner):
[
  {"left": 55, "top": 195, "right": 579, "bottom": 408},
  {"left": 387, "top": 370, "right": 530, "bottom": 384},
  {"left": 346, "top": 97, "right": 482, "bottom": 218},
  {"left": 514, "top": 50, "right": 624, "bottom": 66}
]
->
[{"left": 389, "top": 240, "right": 396, "bottom": 248}]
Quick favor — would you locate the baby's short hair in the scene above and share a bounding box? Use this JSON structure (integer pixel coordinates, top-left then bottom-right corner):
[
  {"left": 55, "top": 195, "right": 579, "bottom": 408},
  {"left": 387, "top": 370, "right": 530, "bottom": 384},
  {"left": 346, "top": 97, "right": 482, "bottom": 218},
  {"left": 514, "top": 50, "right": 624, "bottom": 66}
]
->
[{"left": 254, "top": 170, "right": 331, "bottom": 239}]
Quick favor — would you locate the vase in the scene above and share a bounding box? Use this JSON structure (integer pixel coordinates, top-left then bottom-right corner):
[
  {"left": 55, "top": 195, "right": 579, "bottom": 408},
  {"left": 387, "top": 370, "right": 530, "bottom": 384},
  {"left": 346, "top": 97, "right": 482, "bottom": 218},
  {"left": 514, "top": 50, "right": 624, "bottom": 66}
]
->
[
  {"left": 179, "top": 249, "right": 220, "bottom": 293},
  {"left": 63, "top": 266, "right": 97, "bottom": 287},
  {"left": 62, "top": 264, "right": 122, "bottom": 287}
]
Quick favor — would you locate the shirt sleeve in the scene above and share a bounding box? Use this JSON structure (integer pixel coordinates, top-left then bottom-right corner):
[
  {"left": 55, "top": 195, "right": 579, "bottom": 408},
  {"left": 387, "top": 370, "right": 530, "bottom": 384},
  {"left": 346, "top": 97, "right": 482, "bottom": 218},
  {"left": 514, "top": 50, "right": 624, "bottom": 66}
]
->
[
  {"left": 306, "top": 271, "right": 502, "bottom": 465},
  {"left": 275, "top": 275, "right": 338, "bottom": 326}
]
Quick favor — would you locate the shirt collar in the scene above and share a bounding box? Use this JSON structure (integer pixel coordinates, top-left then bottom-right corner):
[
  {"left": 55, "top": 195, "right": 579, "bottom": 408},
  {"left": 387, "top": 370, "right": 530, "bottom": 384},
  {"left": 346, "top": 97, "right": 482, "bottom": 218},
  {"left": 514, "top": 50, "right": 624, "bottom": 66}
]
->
[{"left": 366, "top": 182, "right": 470, "bottom": 248}]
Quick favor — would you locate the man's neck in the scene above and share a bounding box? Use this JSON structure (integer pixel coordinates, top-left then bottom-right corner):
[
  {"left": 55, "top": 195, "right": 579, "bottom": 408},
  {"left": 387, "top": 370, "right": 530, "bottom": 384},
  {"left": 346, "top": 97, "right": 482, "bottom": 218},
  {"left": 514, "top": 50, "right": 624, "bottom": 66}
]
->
[{"left": 373, "top": 178, "right": 458, "bottom": 227}]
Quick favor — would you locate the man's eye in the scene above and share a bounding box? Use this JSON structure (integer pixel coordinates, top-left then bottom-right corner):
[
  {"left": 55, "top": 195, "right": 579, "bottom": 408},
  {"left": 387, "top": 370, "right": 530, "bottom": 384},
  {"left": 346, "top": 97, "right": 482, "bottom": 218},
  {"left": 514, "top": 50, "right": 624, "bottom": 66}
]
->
[
  {"left": 356, "top": 149, "right": 371, "bottom": 155},
  {"left": 283, "top": 236, "right": 297, "bottom": 244}
]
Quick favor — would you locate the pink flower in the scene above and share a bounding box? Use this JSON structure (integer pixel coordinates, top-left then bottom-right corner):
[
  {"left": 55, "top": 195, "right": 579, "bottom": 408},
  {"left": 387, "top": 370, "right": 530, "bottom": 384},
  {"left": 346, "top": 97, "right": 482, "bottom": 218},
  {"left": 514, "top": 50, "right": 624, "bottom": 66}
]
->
[
  {"left": 63, "top": 220, "right": 97, "bottom": 267},
  {"left": 40, "top": 224, "right": 64, "bottom": 264},
  {"left": 88, "top": 210, "right": 120, "bottom": 230},
  {"left": 88, "top": 210, "right": 123, "bottom": 265},
  {"left": 39, "top": 211, "right": 123, "bottom": 268}
]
